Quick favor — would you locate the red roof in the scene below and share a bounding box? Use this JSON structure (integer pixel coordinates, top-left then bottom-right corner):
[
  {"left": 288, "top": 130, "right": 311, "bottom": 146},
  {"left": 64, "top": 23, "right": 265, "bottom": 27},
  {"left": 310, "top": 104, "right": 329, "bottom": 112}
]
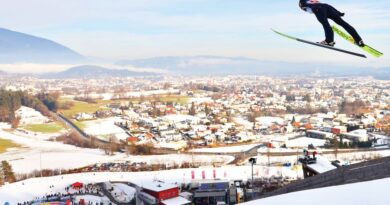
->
[{"left": 71, "top": 182, "right": 83, "bottom": 189}]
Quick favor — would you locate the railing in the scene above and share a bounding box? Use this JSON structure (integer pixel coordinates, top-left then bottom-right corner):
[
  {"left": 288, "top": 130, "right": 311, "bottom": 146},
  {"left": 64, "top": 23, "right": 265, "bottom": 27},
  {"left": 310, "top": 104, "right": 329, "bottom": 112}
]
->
[{"left": 259, "top": 156, "right": 390, "bottom": 198}]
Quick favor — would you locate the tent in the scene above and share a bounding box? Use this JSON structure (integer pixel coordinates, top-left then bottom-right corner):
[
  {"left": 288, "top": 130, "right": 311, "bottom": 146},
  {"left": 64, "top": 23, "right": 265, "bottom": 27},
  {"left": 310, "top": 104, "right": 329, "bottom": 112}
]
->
[{"left": 71, "top": 182, "right": 83, "bottom": 189}]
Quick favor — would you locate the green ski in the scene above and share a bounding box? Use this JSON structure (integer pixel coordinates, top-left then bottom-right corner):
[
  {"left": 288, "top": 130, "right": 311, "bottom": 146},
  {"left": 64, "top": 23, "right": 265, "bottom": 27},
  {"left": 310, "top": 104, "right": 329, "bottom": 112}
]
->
[
  {"left": 272, "top": 29, "right": 366, "bottom": 58},
  {"left": 332, "top": 25, "right": 383, "bottom": 58}
]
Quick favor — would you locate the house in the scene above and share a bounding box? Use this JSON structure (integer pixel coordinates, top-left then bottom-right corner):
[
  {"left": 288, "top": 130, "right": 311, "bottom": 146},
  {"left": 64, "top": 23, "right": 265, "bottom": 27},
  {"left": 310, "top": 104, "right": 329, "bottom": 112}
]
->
[
  {"left": 141, "top": 182, "right": 190, "bottom": 205},
  {"left": 343, "top": 129, "right": 369, "bottom": 142},
  {"left": 306, "top": 130, "right": 333, "bottom": 139}
]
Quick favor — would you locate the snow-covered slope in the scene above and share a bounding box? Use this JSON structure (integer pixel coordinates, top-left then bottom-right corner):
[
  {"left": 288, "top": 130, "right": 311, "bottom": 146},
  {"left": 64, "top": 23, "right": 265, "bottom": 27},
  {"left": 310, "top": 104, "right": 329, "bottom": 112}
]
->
[
  {"left": 243, "top": 177, "right": 390, "bottom": 205},
  {"left": 0, "top": 166, "right": 299, "bottom": 204}
]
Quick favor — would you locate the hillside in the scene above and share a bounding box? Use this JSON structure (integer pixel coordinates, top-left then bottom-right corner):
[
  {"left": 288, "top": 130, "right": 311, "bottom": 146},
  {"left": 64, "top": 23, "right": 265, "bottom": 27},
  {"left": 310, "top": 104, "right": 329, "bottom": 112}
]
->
[
  {"left": 40, "top": 65, "right": 157, "bottom": 79},
  {"left": 0, "top": 28, "right": 85, "bottom": 63},
  {"left": 243, "top": 177, "right": 390, "bottom": 205}
]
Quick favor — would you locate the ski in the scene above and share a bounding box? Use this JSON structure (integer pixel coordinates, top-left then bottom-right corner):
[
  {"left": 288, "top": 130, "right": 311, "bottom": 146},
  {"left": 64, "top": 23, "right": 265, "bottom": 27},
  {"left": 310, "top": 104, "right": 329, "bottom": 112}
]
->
[
  {"left": 332, "top": 25, "right": 383, "bottom": 58},
  {"left": 272, "top": 29, "right": 367, "bottom": 58}
]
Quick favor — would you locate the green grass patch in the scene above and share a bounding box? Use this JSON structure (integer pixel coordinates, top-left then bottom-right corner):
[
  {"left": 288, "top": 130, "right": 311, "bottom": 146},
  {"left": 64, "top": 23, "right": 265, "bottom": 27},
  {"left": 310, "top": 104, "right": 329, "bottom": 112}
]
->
[
  {"left": 97, "top": 95, "right": 190, "bottom": 105},
  {"left": 58, "top": 95, "right": 189, "bottom": 120},
  {"left": 0, "top": 138, "right": 20, "bottom": 153},
  {"left": 22, "top": 122, "right": 64, "bottom": 133},
  {"left": 71, "top": 120, "right": 86, "bottom": 130},
  {"left": 59, "top": 100, "right": 109, "bottom": 118}
]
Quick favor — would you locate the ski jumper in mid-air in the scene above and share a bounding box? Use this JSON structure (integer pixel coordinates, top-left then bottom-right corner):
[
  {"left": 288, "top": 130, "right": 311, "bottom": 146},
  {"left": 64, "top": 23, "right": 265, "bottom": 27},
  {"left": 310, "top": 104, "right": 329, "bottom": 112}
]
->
[{"left": 299, "top": 0, "right": 365, "bottom": 47}]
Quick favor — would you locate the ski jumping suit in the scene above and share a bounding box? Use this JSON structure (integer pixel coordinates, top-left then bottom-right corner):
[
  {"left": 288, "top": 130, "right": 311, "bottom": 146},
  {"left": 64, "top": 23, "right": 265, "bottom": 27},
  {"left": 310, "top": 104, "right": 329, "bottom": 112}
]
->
[{"left": 299, "top": 0, "right": 362, "bottom": 43}]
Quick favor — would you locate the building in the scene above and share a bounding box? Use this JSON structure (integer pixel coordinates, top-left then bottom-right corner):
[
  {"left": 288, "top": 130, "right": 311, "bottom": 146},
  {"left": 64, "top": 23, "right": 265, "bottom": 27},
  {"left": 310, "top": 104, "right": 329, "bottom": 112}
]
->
[
  {"left": 306, "top": 130, "right": 333, "bottom": 139},
  {"left": 192, "top": 180, "right": 230, "bottom": 205},
  {"left": 141, "top": 181, "right": 190, "bottom": 205},
  {"left": 342, "top": 129, "right": 369, "bottom": 142}
]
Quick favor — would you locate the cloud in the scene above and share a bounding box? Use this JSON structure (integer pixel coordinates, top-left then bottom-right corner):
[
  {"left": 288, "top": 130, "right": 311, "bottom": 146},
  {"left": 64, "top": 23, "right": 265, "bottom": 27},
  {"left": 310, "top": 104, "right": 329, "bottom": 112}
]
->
[
  {"left": 0, "top": 64, "right": 77, "bottom": 73},
  {"left": 0, "top": 63, "right": 169, "bottom": 74}
]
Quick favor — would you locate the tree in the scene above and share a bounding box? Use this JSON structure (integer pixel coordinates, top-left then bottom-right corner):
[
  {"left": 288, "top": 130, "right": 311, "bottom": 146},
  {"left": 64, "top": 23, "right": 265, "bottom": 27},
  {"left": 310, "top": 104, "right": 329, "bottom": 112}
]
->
[
  {"left": 109, "top": 136, "right": 118, "bottom": 155},
  {"left": 36, "top": 92, "right": 60, "bottom": 111},
  {"left": 1, "top": 161, "right": 16, "bottom": 183},
  {"left": 303, "top": 94, "right": 311, "bottom": 102},
  {"left": 205, "top": 104, "right": 211, "bottom": 116},
  {"left": 339, "top": 99, "right": 369, "bottom": 116},
  {"left": 189, "top": 102, "right": 196, "bottom": 116},
  {"left": 10, "top": 117, "right": 20, "bottom": 129}
]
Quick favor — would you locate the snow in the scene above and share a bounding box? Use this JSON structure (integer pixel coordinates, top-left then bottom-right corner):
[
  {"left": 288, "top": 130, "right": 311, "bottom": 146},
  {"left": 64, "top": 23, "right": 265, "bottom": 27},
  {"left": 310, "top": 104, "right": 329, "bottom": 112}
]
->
[
  {"left": 0, "top": 165, "right": 299, "bottom": 204},
  {"left": 163, "top": 114, "right": 200, "bottom": 124},
  {"left": 255, "top": 117, "right": 285, "bottom": 126},
  {"left": 127, "top": 154, "right": 235, "bottom": 166},
  {"left": 15, "top": 106, "right": 50, "bottom": 125},
  {"left": 73, "top": 195, "right": 111, "bottom": 204},
  {"left": 111, "top": 183, "right": 136, "bottom": 202},
  {"left": 161, "top": 196, "right": 191, "bottom": 205},
  {"left": 0, "top": 128, "right": 233, "bottom": 174},
  {"left": 156, "top": 141, "right": 188, "bottom": 150},
  {"left": 286, "top": 137, "right": 326, "bottom": 148},
  {"left": 243, "top": 177, "right": 390, "bottom": 205},
  {"left": 190, "top": 144, "right": 261, "bottom": 153},
  {"left": 307, "top": 155, "right": 337, "bottom": 174},
  {"left": 83, "top": 117, "right": 129, "bottom": 141},
  {"left": 0, "top": 128, "right": 123, "bottom": 173},
  {"left": 189, "top": 97, "right": 213, "bottom": 103},
  {"left": 142, "top": 181, "right": 178, "bottom": 192}
]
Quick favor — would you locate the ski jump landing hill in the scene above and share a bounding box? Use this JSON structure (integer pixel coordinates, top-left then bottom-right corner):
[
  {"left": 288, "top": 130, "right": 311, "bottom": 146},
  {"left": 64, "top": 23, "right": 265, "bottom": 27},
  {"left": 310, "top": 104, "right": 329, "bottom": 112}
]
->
[{"left": 259, "top": 155, "right": 390, "bottom": 199}]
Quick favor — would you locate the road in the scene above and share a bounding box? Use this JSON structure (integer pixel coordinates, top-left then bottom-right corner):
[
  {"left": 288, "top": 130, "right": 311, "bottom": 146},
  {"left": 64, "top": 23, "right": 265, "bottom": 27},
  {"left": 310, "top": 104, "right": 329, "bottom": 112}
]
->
[{"left": 53, "top": 112, "right": 108, "bottom": 146}]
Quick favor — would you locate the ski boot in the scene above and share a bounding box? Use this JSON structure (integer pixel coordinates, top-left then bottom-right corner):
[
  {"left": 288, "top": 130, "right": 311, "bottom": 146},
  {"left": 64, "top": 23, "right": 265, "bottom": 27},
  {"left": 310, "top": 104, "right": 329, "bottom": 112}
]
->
[
  {"left": 318, "top": 40, "right": 336, "bottom": 47},
  {"left": 356, "top": 40, "right": 365, "bottom": 47}
]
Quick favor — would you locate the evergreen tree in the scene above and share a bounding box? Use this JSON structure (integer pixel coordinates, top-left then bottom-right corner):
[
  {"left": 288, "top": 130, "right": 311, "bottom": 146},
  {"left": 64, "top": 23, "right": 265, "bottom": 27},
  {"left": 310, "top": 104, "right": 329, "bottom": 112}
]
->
[{"left": 1, "top": 161, "right": 16, "bottom": 183}]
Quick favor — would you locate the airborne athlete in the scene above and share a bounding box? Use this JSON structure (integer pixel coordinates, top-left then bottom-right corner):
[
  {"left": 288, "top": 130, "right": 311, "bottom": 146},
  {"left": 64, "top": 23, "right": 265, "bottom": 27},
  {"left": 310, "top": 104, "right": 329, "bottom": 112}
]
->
[{"left": 299, "top": 0, "right": 365, "bottom": 47}]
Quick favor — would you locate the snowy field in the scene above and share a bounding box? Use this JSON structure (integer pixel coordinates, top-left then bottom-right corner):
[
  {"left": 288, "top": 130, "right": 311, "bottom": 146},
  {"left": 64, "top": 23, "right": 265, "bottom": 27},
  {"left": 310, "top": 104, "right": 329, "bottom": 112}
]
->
[
  {"left": 126, "top": 154, "right": 234, "bottom": 166},
  {"left": 286, "top": 137, "right": 326, "bottom": 148},
  {"left": 15, "top": 106, "right": 50, "bottom": 125},
  {"left": 0, "top": 125, "right": 123, "bottom": 173},
  {"left": 0, "top": 124, "right": 234, "bottom": 174},
  {"left": 0, "top": 165, "right": 300, "bottom": 204},
  {"left": 83, "top": 117, "right": 129, "bottom": 141},
  {"left": 243, "top": 177, "right": 390, "bottom": 205},
  {"left": 190, "top": 144, "right": 261, "bottom": 153}
]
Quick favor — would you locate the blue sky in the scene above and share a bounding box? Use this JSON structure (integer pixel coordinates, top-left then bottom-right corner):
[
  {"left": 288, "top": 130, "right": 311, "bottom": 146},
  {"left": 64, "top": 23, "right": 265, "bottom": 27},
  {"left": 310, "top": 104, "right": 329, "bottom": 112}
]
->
[{"left": 0, "top": 0, "right": 389, "bottom": 66}]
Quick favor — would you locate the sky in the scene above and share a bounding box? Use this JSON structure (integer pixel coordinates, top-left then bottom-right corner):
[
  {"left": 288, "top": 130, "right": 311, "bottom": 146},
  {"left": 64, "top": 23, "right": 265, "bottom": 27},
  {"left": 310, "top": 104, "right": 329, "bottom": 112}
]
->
[{"left": 0, "top": 0, "right": 389, "bottom": 67}]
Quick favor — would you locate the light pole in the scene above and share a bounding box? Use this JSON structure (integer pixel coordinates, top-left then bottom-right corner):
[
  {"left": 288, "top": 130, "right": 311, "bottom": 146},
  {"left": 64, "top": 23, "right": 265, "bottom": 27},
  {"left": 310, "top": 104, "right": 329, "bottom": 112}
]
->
[
  {"left": 248, "top": 157, "right": 257, "bottom": 200},
  {"left": 248, "top": 158, "right": 257, "bottom": 186}
]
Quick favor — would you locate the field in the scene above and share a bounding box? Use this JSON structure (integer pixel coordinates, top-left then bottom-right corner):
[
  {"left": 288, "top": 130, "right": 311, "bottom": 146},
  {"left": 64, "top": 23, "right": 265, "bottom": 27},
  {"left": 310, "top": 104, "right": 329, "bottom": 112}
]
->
[
  {"left": 72, "top": 120, "right": 86, "bottom": 130},
  {"left": 0, "top": 138, "right": 20, "bottom": 153},
  {"left": 59, "top": 95, "right": 190, "bottom": 118},
  {"left": 22, "top": 122, "right": 64, "bottom": 133},
  {"left": 59, "top": 99, "right": 109, "bottom": 118},
  {"left": 96, "top": 95, "right": 190, "bottom": 105}
]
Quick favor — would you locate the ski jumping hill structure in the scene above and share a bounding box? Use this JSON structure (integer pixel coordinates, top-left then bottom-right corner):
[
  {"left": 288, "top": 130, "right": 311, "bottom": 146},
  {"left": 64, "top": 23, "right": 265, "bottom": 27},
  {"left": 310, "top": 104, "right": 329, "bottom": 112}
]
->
[{"left": 259, "top": 155, "right": 390, "bottom": 199}]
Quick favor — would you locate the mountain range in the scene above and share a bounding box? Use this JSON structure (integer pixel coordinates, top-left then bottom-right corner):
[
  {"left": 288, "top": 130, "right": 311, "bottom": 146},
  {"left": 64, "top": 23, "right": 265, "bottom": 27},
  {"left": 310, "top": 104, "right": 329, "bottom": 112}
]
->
[
  {"left": 117, "top": 55, "right": 390, "bottom": 79},
  {"left": 0, "top": 28, "right": 85, "bottom": 63},
  {"left": 39, "top": 65, "right": 156, "bottom": 79},
  {"left": 0, "top": 28, "right": 389, "bottom": 79}
]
